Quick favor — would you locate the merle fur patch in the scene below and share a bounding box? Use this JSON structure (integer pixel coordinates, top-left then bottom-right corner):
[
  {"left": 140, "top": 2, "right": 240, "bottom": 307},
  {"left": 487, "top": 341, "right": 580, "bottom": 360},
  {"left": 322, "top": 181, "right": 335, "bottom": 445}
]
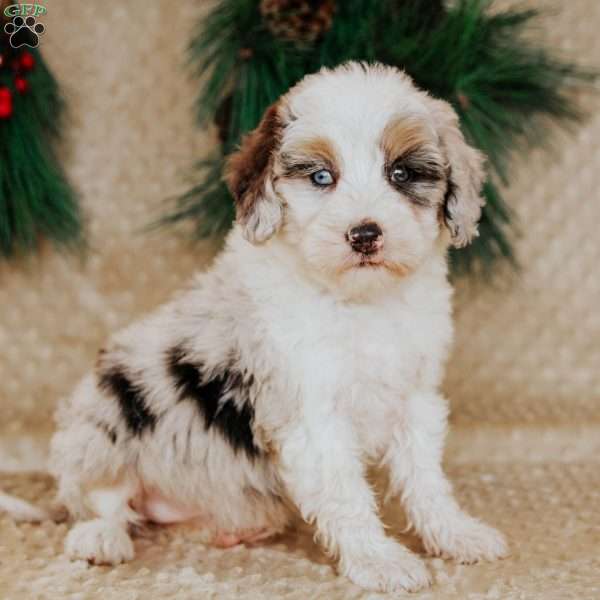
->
[
  {"left": 98, "top": 367, "right": 157, "bottom": 437},
  {"left": 167, "top": 346, "right": 260, "bottom": 459}
]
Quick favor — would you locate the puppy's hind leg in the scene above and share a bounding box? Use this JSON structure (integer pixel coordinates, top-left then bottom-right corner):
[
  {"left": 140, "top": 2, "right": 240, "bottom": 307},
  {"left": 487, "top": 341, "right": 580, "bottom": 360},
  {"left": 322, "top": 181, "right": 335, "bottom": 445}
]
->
[{"left": 65, "top": 478, "right": 140, "bottom": 565}]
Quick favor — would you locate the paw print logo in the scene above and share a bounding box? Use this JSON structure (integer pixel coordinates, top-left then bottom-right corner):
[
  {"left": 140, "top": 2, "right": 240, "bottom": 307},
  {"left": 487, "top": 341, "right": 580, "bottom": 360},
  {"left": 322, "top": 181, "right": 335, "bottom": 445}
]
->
[{"left": 4, "top": 15, "right": 45, "bottom": 48}]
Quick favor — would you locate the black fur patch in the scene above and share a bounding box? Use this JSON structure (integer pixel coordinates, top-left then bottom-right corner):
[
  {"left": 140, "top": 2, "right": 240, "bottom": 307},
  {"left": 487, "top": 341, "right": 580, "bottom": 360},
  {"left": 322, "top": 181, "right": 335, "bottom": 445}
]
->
[
  {"left": 443, "top": 173, "right": 458, "bottom": 209},
  {"left": 98, "top": 367, "right": 157, "bottom": 437},
  {"left": 96, "top": 421, "right": 118, "bottom": 444},
  {"left": 167, "top": 346, "right": 260, "bottom": 459},
  {"left": 443, "top": 175, "right": 459, "bottom": 233}
]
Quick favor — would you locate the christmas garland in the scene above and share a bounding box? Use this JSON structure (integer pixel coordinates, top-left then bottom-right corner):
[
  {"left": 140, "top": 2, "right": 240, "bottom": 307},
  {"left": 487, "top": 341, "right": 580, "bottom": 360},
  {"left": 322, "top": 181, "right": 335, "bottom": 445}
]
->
[
  {"left": 163, "top": 0, "right": 591, "bottom": 274},
  {"left": 0, "top": 2, "right": 81, "bottom": 259}
]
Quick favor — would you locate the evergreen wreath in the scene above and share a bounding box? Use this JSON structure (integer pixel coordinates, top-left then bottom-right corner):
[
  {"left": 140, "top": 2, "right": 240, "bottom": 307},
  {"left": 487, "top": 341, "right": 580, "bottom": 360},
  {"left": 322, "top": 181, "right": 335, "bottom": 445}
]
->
[
  {"left": 0, "top": 1, "right": 81, "bottom": 260},
  {"left": 163, "top": 0, "right": 591, "bottom": 274}
]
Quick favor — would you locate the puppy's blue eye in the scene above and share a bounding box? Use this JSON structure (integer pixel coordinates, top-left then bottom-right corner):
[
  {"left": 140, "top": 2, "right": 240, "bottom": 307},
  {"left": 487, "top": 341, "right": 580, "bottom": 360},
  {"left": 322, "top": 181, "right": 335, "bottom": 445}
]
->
[{"left": 310, "top": 169, "right": 334, "bottom": 187}]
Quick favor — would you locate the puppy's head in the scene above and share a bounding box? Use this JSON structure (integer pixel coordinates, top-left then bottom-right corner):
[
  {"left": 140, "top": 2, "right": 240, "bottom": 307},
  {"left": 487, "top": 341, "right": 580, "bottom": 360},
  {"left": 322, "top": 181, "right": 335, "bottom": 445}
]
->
[{"left": 225, "top": 62, "right": 485, "bottom": 295}]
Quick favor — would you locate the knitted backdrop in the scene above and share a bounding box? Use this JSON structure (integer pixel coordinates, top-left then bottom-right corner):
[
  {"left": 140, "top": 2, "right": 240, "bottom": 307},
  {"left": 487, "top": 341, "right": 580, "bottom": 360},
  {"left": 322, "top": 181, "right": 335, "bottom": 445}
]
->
[
  {"left": 0, "top": 0, "right": 597, "bottom": 434},
  {"left": 0, "top": 1, "right": 599, "bottom": 599}
]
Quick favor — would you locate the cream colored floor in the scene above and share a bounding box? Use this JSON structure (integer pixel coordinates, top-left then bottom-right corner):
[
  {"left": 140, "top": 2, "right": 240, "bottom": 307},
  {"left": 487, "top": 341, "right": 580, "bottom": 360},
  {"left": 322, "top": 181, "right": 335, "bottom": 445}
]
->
[
  {"left": 1, "top": 428, "right": 600, "bottom": 600},
  {"left": 1, "top": 0, "right": 599, "bottom": 598}
]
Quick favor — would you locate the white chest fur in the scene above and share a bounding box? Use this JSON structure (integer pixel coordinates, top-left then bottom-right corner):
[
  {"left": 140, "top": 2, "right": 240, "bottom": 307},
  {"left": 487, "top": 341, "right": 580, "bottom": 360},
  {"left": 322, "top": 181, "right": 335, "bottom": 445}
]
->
[{"left": 241, "top": 249, "right": 453, "bottom": 456}]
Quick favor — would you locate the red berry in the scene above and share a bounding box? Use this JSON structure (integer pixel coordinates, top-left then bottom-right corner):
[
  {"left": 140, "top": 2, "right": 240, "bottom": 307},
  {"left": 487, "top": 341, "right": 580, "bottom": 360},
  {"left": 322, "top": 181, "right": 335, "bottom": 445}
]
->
[
  {"left": 0, "top": 87, "right": 13, "bottom": 119},
  {"left": 15, "top": 76, "right": 28, "bottom": 94},
  {"left": 19, "top": 51, "right": 35, "bottom": 71}
]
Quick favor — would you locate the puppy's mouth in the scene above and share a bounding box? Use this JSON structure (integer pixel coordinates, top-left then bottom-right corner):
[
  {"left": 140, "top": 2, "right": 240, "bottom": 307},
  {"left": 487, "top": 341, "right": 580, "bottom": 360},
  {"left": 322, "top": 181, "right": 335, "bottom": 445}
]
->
[
  {"left": 338, "top": 253, "right": 410, "bottom": 277},
  {"left": 357, "top": 255, "right": 384, "bottom": 268}
]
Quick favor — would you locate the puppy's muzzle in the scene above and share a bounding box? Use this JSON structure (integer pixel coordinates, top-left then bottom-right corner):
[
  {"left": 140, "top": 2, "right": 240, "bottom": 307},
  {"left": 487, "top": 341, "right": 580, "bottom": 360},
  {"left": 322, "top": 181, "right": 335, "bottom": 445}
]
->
[{"left": 346, "top": 222, "right": 383, "bottom": 255}]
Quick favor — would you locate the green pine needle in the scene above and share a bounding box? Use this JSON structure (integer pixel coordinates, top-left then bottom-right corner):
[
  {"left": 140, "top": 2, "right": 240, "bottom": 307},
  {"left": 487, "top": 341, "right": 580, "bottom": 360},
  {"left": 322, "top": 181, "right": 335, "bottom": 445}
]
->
[
  {"left": 0, "top": 47, "right": 82, "bottom": 259},
  {"left": 162, "top": 0, "right": 592, "bottom": 275}
]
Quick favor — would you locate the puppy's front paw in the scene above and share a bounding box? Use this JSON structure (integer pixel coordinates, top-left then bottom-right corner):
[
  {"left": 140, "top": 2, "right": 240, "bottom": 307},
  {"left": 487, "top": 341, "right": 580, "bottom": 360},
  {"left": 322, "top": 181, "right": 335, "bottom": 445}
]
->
[
  {"left": 423, "top": 514, "right": 508, "bottom": 564},
  {"left": 341, "top": 541, "right": 431, "bottom": 593},
  {"left": 65, "top": 519, "right": 134, "bottom": 565}
]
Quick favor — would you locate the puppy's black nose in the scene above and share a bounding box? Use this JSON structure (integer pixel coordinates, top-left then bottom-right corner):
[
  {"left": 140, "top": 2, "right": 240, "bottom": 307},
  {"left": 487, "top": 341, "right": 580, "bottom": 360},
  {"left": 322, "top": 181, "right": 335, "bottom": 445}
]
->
[{"left": 346, "top": 222, "right": 383, "bottom": 255}]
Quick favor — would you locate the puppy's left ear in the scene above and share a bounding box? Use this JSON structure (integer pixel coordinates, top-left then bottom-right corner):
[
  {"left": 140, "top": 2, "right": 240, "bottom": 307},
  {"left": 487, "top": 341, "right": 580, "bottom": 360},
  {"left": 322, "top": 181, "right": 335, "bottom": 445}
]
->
[
  {"left": 428, "top": 98, "right": 486, "bottom": 248},
  {"left": 224, "top": 102, "right": 284, "bottom": 244}
]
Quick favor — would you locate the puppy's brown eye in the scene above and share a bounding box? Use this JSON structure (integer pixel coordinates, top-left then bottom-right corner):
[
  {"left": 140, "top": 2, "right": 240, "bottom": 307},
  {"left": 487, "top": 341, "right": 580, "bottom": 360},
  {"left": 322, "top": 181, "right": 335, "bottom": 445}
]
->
[
  {"left": 390, "top": 162, "right": 412, "bottom": 185},
  {"left": 310, "top": 169, "right": 334, "bottom": 187}
]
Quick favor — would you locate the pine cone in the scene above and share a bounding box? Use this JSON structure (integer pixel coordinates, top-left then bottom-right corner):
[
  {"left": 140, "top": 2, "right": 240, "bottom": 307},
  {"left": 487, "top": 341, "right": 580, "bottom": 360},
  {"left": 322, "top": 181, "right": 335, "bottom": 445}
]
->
[{"left": 260, "top": 0, "right": 336, "bottom": 45}]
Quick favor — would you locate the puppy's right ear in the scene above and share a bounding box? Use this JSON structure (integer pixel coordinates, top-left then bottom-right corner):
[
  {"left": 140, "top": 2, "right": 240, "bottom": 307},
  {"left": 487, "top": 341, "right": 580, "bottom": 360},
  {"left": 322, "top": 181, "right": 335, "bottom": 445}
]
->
[{"left": 224, "top": 103, "right": 284, "bottom": 244}]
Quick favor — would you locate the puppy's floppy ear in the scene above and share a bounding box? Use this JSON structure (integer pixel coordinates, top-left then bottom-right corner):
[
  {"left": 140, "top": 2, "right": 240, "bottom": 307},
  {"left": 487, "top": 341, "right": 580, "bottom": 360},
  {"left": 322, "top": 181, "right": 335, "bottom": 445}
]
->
[
  {"left": 428, "top": 98, "right": 486, "bottom": 248},
  {"left": 224, "top": 102, "right": 284, "bottom": 244}
]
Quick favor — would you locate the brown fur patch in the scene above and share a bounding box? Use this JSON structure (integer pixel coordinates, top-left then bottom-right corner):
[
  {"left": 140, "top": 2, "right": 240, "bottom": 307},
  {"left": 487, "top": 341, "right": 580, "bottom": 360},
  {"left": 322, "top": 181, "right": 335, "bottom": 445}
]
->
[
  {"left": 382, "top": 260, "right": 412, "bottom": 278},
  {"left": 224, "top": 103, "right": 283, "bottom": 223},
  {"left": 280, "top": 136, "right": 340, "bottom": 180},
  {"left": 380, "top": 118, "right": 433, "bottom": 165},
  {"left": 381, "top": 116, "right": 447, "bottom": 209}
]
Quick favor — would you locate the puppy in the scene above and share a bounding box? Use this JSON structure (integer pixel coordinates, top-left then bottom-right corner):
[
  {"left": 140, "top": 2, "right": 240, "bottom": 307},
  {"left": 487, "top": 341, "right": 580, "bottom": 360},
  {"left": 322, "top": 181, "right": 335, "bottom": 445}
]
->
[{"left": 50, "top": 62, "right": 507, "bottom": 592}]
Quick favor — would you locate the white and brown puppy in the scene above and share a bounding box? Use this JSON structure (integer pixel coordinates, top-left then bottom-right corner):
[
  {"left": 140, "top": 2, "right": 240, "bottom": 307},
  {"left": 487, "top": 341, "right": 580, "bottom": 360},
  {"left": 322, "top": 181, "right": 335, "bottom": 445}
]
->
[{"left": 50, "top": 62, "right": 507, "bottom": 593}]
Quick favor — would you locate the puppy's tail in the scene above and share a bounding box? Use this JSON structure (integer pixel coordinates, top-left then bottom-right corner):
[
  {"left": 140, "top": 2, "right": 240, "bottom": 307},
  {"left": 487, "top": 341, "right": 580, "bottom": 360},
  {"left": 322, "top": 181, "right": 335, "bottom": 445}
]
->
[{"left": 0, "top": 489, "right": 48, "bottom": 522}]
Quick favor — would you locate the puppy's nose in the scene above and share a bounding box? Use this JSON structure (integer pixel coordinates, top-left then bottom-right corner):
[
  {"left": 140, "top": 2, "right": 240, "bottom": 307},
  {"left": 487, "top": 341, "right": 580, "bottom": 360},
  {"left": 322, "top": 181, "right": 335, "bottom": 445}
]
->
[{"left": 346, "top": 222, "right": 383, "bottom": 255}]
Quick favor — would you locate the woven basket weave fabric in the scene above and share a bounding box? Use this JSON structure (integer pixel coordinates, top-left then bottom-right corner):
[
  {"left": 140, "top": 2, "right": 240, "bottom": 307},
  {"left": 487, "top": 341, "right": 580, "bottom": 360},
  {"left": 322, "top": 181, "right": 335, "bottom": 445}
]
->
[
  {"left": 0, "top": 461, "right": 598, "bottom": 599},
  {"left": 0, "top": 0, "right": 597, "bottom": 432},
  {"left": 443, "top": 0, "right": 600, "bottom": 426}
]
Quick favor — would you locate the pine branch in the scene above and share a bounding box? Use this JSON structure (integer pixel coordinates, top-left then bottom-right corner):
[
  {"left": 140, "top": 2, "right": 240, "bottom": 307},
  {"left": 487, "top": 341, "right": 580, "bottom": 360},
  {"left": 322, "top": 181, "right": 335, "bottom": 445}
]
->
[{"left": 0, "top": 11, "right": 82, "bottom": 259}]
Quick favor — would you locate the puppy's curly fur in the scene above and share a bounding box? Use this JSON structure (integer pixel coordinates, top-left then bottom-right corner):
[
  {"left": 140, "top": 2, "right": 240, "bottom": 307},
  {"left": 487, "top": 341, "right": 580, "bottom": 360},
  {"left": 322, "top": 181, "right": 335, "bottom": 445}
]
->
[{"left": 49, "top": 63, "right": 507, "bottom": 592}]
